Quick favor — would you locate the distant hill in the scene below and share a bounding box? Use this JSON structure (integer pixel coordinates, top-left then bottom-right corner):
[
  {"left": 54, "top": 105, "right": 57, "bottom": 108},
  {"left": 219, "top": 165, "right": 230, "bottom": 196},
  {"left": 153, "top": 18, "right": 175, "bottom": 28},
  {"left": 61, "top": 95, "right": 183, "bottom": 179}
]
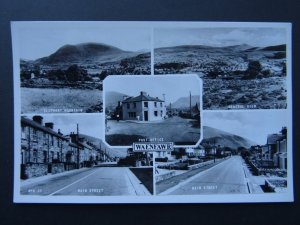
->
[
  {"left": 202, "top": 126, "right": 257, "bottom": 149},
  {"left": 35, "top": 43, "right": 130, "bottom": 64},
  {"left": 105, "top": 91, "right": 127, "bottom": 108},
  {"left": 261, "top": 44, "right": 286, "bottom": 51},
  {"left": 223, "top": 43, "right": 253, "bottom": 51},
  {"left": 79, "top": 134, "right": 127, "bottom": 158},
  {"left": 171, "top": 95, "right": 200, "bottom": 109},
  {"left": 156, "top": 43, "right": 286, "bottom": 54}
]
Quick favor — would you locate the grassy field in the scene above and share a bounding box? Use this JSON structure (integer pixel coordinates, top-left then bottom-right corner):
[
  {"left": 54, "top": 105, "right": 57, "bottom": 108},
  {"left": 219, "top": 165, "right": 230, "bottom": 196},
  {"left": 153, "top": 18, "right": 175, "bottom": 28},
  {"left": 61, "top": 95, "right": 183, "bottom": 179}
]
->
[{"left": 21, "top": 87, "right": 102, "bottom": 113}]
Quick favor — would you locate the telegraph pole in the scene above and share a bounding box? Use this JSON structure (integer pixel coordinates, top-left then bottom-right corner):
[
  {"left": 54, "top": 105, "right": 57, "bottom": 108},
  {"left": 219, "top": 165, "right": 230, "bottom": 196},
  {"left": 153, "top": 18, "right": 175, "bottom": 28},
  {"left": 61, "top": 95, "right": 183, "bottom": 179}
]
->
[
  {"left": 77, "top": 124, "right": 80, "bottom": 169},
  {"left": 189, "top": 91, "right": 192, "bottom": 118}
]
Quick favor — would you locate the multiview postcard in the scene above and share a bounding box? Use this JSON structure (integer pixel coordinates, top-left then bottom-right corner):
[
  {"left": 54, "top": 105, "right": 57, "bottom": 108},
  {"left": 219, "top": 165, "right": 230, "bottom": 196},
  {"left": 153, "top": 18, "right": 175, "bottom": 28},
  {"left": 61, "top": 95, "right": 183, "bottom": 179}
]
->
[{"left": 12, "top": 21, "right": 293, "bottom": 203}]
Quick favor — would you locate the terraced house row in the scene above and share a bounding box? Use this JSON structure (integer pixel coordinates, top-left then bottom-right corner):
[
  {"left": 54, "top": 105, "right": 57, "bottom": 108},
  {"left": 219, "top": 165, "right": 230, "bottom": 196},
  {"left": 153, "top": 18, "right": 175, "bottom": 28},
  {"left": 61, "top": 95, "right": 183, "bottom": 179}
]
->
[{"left": 20, "top": 115, "right": 102, "bottom": 179}]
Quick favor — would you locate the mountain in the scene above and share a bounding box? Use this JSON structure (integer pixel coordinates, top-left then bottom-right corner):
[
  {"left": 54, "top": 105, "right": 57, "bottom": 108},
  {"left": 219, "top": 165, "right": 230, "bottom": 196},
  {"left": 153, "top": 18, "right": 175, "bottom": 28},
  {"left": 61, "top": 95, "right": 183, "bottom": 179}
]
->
[
  {"left": 156, "top": 43, "right": 286, "bottom": 53},
  {"left": 261, "top": 44, "right": 286, "bottom": 51},
  {"left": 36, "top": 43, "right": 129, "bottom": 64},
  {"left": 105, "top": 91, "right": 127, "bottom": 108},
  {"left": 223, "top": 43, "right": 253, "bottom": 51},
  {"left": 202, "top": 126, "right": 257, "bottom": 149},
  {"left": 171, "top": 95, "right": 200, "bottom": 109}
]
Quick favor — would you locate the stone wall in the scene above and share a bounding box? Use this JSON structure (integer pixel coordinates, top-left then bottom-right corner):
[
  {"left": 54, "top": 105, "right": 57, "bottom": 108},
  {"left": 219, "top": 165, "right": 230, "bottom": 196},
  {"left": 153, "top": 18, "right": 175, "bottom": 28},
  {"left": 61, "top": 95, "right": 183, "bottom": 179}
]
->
[
  {"left": 50, "top": 163, "right": 65, "bottom": 174},
  {"left": 21, "top": 163, "right": 48, "bottom": 179}
]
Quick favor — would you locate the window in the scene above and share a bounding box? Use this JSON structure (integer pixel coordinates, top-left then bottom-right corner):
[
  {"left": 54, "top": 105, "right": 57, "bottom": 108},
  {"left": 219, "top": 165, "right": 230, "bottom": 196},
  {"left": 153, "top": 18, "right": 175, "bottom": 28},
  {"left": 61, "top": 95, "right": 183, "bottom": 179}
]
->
[
  {"left": 160, "top": 110, "right": 163, "bottom": 117},
  {"left": 144, "top": 102, "right": 148, "bottom": 107},
  {"left": 128, "top": 112, "right": 136, "bottom": 118},
  {"left": 154, "top": 111, "right": 158, "bottom": 117},
  {"left": 127, "top": 103, "right": 130, "bottom": 109},
  {"left": 133, "top": 102, "right": 136, "bottom": 108},
  {"left": 51, "top": 151, "right": 54, "bottom": 161},
  {"left": 154, "top": 102, "right": 157, "bottom": 107},
  {"left": 21, "top": 127, "right": 26, "bottom": 139},
  {"left": 33, "top": 149, "right": 38, "bottom": 163},
  {"left": 160, "top": 102, "right": 163, "bottom": 107},
  {"left": 43, "top": 151, "right": 47, "bottom": 163},
  {"left": 32, "top": 129, "right": 38, "bottom": 142}
]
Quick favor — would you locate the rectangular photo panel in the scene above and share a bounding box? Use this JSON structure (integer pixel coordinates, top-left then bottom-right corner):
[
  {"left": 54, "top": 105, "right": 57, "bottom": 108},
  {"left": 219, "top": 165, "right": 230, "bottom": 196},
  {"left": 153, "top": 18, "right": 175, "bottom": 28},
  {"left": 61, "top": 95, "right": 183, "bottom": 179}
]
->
[
  {"left": 156, "top": 110, "right": 290, "bottom": 196},
  {"left": 154, "top": 27, "right": 289, "bottom": 110},
  {"left": 12, "top": 22, "right": 151, "bottom": 114},
  {"left": 17, "top": 114, "right": 153, "bottom": 197}
]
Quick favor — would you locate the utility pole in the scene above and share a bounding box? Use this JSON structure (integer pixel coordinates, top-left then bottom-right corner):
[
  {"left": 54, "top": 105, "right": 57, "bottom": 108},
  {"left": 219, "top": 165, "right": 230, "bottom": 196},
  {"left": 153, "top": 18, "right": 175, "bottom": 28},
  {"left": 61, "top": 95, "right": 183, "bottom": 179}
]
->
[
  {"left": 77, "top": 124, "right": 80, "bottom": 169},
  {"left": 189, "top": 91, "right": 192, "bottom": 118}
]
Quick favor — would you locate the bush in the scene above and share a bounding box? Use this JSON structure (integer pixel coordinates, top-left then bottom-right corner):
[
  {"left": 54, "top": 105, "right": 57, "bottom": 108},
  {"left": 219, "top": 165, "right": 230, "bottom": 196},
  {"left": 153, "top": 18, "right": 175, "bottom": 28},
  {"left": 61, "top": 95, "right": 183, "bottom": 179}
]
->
[{"left": 243, "top": 60, "right": 262, "bottom": 79}]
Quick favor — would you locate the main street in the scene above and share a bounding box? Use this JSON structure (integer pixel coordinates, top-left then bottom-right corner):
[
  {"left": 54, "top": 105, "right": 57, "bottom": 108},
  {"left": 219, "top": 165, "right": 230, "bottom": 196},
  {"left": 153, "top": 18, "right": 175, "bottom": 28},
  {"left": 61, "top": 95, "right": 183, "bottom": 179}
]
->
[
  {"left": 160, "top": 156, "right": 251, "bottom": 195},
  {"left": 20, "top": 167, "right": 150, "bottom": 196}
]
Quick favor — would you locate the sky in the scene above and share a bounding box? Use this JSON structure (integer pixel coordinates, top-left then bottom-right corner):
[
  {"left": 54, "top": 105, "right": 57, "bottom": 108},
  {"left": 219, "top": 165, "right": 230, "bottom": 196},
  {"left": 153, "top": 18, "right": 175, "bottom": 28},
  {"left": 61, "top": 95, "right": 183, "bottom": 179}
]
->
[
  {"left": 25, "top": 114, "right": 104, "bottom": 139},
  {"left": 203, "top": 110, "right": 288, "bottom": 145},
  {"left": 13, "top": 22, "right": 151, "bottom": 60},
  {"left": 154, "top": 27, "right": 287, "bottom": 48},
  {"left": 104, "top": 75, "right": 201, "bottom": 105}
]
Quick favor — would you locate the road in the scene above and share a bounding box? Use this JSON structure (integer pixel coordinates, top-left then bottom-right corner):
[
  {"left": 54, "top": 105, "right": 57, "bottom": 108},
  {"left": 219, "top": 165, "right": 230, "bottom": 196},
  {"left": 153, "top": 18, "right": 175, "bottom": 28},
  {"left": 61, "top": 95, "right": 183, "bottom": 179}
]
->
[
  {"left": 20, "top": 167, "right": 150, "bottom": 196},
  {"left": 160, "top": 156, "right": 250, "bottom": 195},
  {"left": 106, "top": 116, "right": 200, "bottom": 145}
]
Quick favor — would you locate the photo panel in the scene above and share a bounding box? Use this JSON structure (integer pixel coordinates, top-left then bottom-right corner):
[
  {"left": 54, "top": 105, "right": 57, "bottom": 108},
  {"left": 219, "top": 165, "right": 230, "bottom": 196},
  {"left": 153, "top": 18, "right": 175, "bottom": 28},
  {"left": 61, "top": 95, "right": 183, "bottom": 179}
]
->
[
  {"left": 155, "top": 110, "right": 290, "bottom": 196},
  {"left": 154, "top": 27, "right": 289, "bottom": 110},
  {"left": 103, "top": 74, "right": 203, "bottom": 147},
  {"left": 18, "top": 113, "right": 153, "bottom": 196},
  {"left": 12, "top": 22, "right": 151, "bottom": 114}
]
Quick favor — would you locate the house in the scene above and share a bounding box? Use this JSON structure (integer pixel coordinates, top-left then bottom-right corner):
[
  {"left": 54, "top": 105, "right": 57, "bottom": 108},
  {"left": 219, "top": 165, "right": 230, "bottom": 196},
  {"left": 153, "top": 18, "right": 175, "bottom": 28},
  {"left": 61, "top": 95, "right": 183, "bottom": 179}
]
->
[
  {"left": 185, "top": 146, "right": 205, "bottom": 157},
  {"left": 265, "top": 127, "right": 287, "bottom": 169},
  {"left": 20, "top": 115, "right": 100, "bottom": 179},
  {"left": 121, "top": 91, "right": 166, "bottom": 121}
]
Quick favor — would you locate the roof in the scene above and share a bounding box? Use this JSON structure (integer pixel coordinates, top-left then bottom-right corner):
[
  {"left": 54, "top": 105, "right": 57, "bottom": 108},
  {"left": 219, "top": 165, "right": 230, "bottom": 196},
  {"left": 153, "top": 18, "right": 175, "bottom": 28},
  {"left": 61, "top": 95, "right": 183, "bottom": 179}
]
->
[
  {"left": 21, "top": 116, "right": 68, "bottom": 140},
  {"left": 122, "top": 93, "right": 164, "bottom": 103},
  {"left": 267, "top": 134, "right": 285, "bottom": 145}
]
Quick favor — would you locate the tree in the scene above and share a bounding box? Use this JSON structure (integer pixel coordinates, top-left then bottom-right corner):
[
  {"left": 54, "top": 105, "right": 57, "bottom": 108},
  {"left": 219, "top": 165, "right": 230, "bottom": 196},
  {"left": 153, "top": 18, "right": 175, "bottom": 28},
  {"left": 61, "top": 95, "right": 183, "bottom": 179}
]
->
[
  {"left": 244, "top": 60, "right": 262, "bottom": 79},
  {"left": 65, "top": 64, "right": 88, "bottom": 82},
  {"left": 281, "top": 62, "right": 287, "bottom": 76}
]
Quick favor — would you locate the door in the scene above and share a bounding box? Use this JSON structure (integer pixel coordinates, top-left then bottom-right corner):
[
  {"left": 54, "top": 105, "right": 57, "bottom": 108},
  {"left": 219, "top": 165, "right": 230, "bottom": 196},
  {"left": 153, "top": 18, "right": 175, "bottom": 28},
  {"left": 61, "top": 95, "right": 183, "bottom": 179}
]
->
[{"left": 144, "top": 111, "right": 148, "bottom": 121}]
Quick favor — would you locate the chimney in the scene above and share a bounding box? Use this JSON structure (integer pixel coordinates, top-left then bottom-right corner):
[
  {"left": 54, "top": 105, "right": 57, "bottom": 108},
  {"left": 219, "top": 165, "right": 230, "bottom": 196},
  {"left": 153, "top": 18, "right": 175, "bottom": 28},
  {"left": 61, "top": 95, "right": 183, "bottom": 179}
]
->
[
  {"left": 70, "top": 132, "right": 77, "bottom": 142},
  {"left": 32, "top": 115, "right": 43, "bottom": 124},
  {"left": 45, "top": 122, "right": 54, "bottom": 129},
  {"left": 58, "top": 129, "right": 63, "bottom": 135},
  {"left": 140, "top": 91, "right": 147, "bottom": 96}
]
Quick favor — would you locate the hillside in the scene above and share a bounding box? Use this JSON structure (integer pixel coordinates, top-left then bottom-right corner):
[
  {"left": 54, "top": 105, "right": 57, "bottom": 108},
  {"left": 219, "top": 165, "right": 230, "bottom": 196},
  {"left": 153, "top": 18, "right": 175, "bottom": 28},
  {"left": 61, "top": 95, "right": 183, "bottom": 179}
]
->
[
  {"left": 36, "top": 43, "right": 129, "bottom": 64},
  {"left": 21, "top": 42, "right": 151, "bottom": 75},
  {"left": 79, "top": 134, "right": 127, "bottom": 158},
  {"left": 202, "top": 126, "right": 257, "bottom": 149},
  {"left": 105, "top": 91, "right": 127, "bottom": 108},
  {"left": 171, "top": 95, "right": 200, "bottom": 109}
]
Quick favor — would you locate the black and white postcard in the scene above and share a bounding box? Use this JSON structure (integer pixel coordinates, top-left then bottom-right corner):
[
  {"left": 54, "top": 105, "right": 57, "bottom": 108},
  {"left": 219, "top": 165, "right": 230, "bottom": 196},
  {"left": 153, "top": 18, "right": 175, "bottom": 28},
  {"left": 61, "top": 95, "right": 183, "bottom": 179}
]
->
[{"left": 12, "top": 21, "right": 293, "bottom": 203}]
